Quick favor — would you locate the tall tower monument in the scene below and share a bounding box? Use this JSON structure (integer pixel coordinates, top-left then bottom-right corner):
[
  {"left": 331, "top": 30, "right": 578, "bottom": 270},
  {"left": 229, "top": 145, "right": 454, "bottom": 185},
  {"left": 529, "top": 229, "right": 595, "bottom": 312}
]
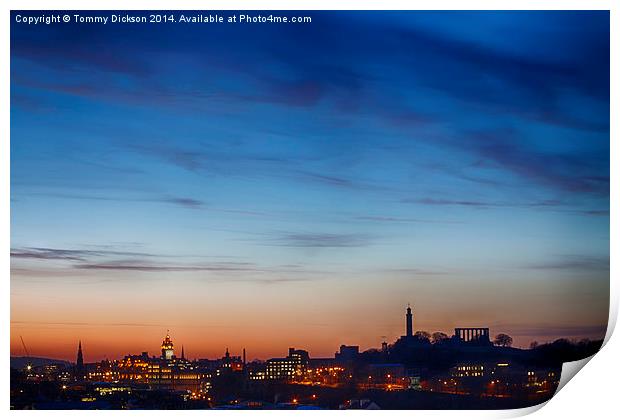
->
[
  {"left": 406, "top": 304, "right": 413, "bottom": 337},
  {"left": 161, "top": 331, "right": 174, "bottom": 360}
]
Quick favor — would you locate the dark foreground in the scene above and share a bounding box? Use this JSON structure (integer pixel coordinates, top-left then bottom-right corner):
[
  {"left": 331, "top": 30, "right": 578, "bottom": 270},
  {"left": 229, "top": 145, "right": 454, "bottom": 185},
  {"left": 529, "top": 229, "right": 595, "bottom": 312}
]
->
[{"left": 11, "top": 373, "right": 553, "bottom": 410}]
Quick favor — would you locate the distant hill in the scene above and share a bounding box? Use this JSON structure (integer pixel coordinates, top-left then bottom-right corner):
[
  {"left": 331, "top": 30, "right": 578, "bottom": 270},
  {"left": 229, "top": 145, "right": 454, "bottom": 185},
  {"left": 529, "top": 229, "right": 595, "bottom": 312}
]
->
[{"left": 11, "top": 356, "right": 71, "bottom": 369}]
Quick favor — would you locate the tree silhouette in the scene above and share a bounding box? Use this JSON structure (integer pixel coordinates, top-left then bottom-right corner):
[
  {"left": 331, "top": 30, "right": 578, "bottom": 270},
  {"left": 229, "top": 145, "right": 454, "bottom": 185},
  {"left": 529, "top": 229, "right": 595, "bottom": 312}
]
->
[
  {"left": 493, "top": 333, "right": 513, "bottom": 347},
  {"left": 431, "top": 332, "right": 449, "bottom": 344},
  {"left": 414, "top": 331, "right": 431, "bottom": 343}
]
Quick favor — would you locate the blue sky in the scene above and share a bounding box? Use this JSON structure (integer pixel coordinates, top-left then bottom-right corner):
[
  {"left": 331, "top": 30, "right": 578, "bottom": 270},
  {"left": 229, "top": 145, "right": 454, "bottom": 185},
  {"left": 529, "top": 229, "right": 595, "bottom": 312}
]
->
[{"left": 10, "top": 11, "right": 609, "bottom": 359}]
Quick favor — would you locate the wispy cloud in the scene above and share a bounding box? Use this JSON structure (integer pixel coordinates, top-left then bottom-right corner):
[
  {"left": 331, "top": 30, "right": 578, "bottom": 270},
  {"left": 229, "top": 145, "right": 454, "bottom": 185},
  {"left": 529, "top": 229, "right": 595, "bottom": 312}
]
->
[
  {"left": 11, "top": 267, "right": 86, "bottom": 278},
  {"left": 11, "top": 245, "right": 328, "bottom": 285},
  {"left": 11, "top": 248, "right": 86, "bottom": 261},
  {"left": 10, "top": 247, "right": 155, "bottom": 262},
  {"left": 73, "top": 261, "right": 253, "bottom": 272},
  {"left": 267, "top": 232, "right": 375, "bottom": 248},
  {"left": 460, "top": 129, "right": 609, "bottom": 195},
  {"left": 382, "top": 268, "right": 449, "bottom": 276},
  {"left": 13, "top": 14, "right": 609, "bottom": 198},
  {"left": 160, "top": 196, "right": 205, "bottom": 209},
  {"left": 17, "top": 192, "right": 207, "bottom": 209},
  {"left": 258, "top": 277, "right": 315, "bottom": 285},
  {"left": 404, "top": 197, "right": 564, "bottom": 209},
  {"left": 355, "top": 215, "right": 461, "bottom": 224},
  {"left": 126, "top": 140, "right": 391, "bottom": 194},
  {"left": 296, "top": 171, "right": 357, "bottom": 188},
  {"left": 524, "top": 255, "right": 609, "bottom": 271},
  {"left": 239, "top": 79, "right": 325, "bottom": 107},
  {"left": 294, "top": 171, "right": 393, "bottom": 193},
  {"left": 579, "top": 209, "right": 609, "bottom": 216}
]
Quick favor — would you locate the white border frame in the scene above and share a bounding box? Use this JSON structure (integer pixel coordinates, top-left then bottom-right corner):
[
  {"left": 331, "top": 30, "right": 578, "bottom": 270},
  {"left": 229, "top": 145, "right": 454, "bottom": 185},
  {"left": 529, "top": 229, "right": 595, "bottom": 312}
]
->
[{"left": 2, "top": 1, "right": 617, "bottom": 419}]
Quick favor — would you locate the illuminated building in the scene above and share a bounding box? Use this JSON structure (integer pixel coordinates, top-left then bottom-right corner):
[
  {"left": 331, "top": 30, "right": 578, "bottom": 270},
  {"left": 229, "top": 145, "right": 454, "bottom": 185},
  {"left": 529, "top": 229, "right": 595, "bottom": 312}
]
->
[
  {"left": 149, "top": 332, "right": 206, "bottom": 392},
  {"left": 408, "top": 375, "right": 421, "bottom": 390},
  {"left": 266, "top": 348, "right": 309, "bottom": 381},
  {"left": 246, "top": 359, "right": 267, "bottom": 381},
  {"left": 194, "top": 348, "right": 244, "bottom": 376},
  {"left": 117, "top": 353, "right": 150, "bottom": 381},
  {"left": 249, "top": 371, "right": 266, "bottom": 381},
  {"left": 302, "top": 366, "right": 346, "bottom": 385},
  {"left": 451, "top": 363, "right": 485, "bottom": 377},
  {"left": 95, "top": 384, "right": 132, "bottom": 396},
  {"left": 144, "top": 359, "right": 207, "bottom": 393},
  {"left": 161, "top": 332, "right": 174, "bottom": 360},
  {"left": 89, "top": 359, "right": 118, "bottom": 382},
  {"left": 525, "top": 369, "right": 558, "bottom": 392},
  {"left": 90, "top": 333, "right": 211, "bottom": 394},
  {"left": 219, "top": 348, "right": 244, "bottom": 373},
  {"left": 220, "top": 348, "right": 232, "bottom": 369}
]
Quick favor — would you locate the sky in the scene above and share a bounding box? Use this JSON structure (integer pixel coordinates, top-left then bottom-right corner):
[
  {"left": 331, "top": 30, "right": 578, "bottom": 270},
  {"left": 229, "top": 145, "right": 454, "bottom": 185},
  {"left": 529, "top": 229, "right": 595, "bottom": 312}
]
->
[{"left": 10, "top": 11, "right": 609, "bottom": 362}]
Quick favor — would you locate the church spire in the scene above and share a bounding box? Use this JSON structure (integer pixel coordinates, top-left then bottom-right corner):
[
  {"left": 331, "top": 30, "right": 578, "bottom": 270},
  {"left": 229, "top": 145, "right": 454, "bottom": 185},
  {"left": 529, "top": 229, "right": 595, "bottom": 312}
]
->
[
  {"left": 77, "top": 340, "right": 83, "bottom": 366},
  {"left": 76, "top": 340, "right": 85, "bottom": 380},
  {"left": 181, "top": 345, "right": 185, "bottom": 360}
]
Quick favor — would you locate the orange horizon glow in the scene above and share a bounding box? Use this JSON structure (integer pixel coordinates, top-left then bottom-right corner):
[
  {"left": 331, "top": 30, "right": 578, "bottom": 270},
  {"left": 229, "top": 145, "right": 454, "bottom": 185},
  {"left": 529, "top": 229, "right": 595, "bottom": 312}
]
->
[
  {"left": 11, "top": 310, "right": 607, "bottom": 363},
  {"left": 11, "top": 268, "right": 609, "bottom": 362}
]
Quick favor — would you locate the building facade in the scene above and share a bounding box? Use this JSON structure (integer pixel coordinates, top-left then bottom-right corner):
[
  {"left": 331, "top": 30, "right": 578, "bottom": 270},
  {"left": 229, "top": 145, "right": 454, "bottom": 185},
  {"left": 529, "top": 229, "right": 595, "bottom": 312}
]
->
[{"left": 265, "top": 348, "right": 309, "bottom": 381}]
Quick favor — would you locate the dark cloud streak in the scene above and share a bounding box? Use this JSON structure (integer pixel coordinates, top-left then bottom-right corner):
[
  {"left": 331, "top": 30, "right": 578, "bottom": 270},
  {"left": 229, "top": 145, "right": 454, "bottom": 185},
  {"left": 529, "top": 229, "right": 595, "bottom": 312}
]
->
[
  {"left": 404, "top": 197, "right": 565, "bottom": 209},
  {"left": 268, "top": 232, "right": 375, "bottom": 248},
  {"left": 524, "top": 255, "right": 609, "bottom": 271},
  {"left": 10, "top": 247, "right": 155, "bottom": 262}
]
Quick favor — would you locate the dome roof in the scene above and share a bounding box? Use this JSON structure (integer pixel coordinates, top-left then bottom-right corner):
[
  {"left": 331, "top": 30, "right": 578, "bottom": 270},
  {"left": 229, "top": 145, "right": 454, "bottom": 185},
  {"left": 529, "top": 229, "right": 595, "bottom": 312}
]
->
[{"left": 161, "top": 332, "right": 174, "bottom": 349}]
